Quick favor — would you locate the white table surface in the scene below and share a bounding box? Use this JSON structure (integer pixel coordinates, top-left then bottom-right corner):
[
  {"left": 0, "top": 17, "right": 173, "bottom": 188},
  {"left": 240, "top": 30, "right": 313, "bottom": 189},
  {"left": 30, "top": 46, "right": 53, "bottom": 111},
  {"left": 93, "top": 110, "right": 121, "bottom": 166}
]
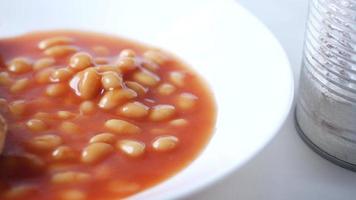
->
[{"left": 186, "top": 0, "right": 356, "bottom": 199}]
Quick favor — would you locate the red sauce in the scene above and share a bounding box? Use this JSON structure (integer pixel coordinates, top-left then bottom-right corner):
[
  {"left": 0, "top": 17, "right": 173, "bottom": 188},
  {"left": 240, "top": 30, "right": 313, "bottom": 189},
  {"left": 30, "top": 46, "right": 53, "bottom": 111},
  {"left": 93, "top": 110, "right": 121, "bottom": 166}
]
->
[{"left": 0, "top": 31, "right": 216, "bottom": 200}]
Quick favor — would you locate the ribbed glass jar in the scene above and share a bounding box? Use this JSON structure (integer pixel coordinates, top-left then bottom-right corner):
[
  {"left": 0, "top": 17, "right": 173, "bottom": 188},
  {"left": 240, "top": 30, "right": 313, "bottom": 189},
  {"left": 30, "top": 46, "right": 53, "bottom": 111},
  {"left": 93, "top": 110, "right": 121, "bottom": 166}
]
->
[{"left": 296, "top": 0, "right": 356, "bottom": 170}]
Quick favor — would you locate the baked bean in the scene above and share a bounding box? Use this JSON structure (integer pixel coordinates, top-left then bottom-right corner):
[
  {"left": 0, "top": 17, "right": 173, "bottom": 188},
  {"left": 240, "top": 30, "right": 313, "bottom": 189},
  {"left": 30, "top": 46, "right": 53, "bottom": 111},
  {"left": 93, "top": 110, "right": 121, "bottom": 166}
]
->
[
  {"left": 36, "top": 67, "right": 55, "bottom": 84},
  {"left": 44, "top": 45, "right": 78, "bottom": 57},
  {"left": 0, "top": 98, "right": 7, "bottom": 112},
  {"left": 46, "top": 83, "right": 68, "bottom": 97},
  {"left": 77, "top": 68, "right": 101, "bottom": 99},
  {"left": 118, "top": 101, "right": 149, "bottom": 118},
  {"left": 81, "top": 142, "right": 113, "bottom": 164},
  {"left": 69, "top": 52, "right": 93, "bottom": 71},
  {"left": 145, "top": 99, "right": 156, "bottom": 104},
  {"left": 143, "top": 50, "right": 168, "bottom": 65},
  {"left": 57, "top": 111, "right": 76, "bottom": 120},
  {"left": 0, "top": 72, "right": 13, "bottom": 86},
  {"left": 176, "top": 93, "right": 198, "bottom": 110},
  {"left": 98, "top": 88, "right": 137, "bottom": 110},
  {"left": 157, "top": 83, "right": 176, "bottom": 96},
  {"left": 142, "top": 60, "right": 159, "bottom": 71},
  {"left": 89, "top": 133, "right": 115, "bottom": 144},
  {"left": 35, "top": 96, "right": 54, "bottom": 106},
  {"left": 33, "top": 112, "right": 53, "bottom": 121},
  {"left": 0, "top": 31, "right": 216, "bottom": 199},
  {"left": 169, "top": 71, "right": 185, "bottom": 87},
  {"left": 3, "top": 185, "right": 37, "bottom": 199},
  {"left": 51, "top": 68, "right": 74, "bottom": 82},
  {"left": 117, "top": 140, "right": 145, "bottom": 157},
  {"left": 52, "top": 146, "right": 77, "bottom": 161},
  {"left": 152, "top": 136, "right": 179, "bottom": 152},
  {"left": 79, "top": 101, "right": 96, "bottom": 115},
  {"left": 105, "top": 119, "right": 141, "bottom": 134},
  {"left": 133, "top": 70, "right": 160, "bottom": 87},
  {"left": 101, "top": 71, "right": 123, "bottom": 90},
  {"left": 125, "top": 81, "right": 147, "bottom": 96},
  {"left": 0, "top": 154, "right": 45, "bottom": 179},
  {"left": 59, "top": 121, "right": 81, "bottom": 134},
  {"left": 119, "top": 49, "right": 136, "bottom": 58},
  {"left": 33, "top": 57, "right": 55, "bottom": 71},
  {"left": 27, "top": 134, "right": 62, "bottom": 152},
  {"left": 10, "top": 78, "right": 30, "bottom": 93},
  {"left": 8, "top": 100, "right": 26, "bottom": 117},
  {"left": 107, "top": 181, "right": 140, "bottom": 194},
  {"left": 149, "top": 105, "right": 176, "bottom": 121},
  {"left": 94, "top": 65, "right": 121, "bottom": 73},
  {"left": 92, "top": 46, "right": 110, "bottom": 56},
  {"left": 61, "top": 189, "right": 87, "bottom": 200},
  {"left": 23, "top": 153, "right": 46, "bottom": 172},
  {"left": 169, "top": 118, "right": 188, "bottom": 127},
  {"left": 38, "top": 36, "right": 74, "bottom": 50},
  {"left": 94, "top": 57, "right": 109, "bottom": 65},
  {"left": 51, "top": 171, "right": 90, "bottom": 184},
  {"left": 36, "top": 96, "right": 55, "bottom": 109},
  {"left": 117, "top": 57, "right": 136, "bottom": 73},
  {"left": 7, "top": 57, "right": 32, "bottom": 74},
  {"left": 98, "top": 91, "right": 118, "bottom": 110},
  {"left": 145, "top": 99, "right": 157, "bottom": 104},
  {"left": 26, "top": 119, "right": 48, "bottom": 132},
  {"left": 48, "top": 163, "right": 76, "bottom": 174}
]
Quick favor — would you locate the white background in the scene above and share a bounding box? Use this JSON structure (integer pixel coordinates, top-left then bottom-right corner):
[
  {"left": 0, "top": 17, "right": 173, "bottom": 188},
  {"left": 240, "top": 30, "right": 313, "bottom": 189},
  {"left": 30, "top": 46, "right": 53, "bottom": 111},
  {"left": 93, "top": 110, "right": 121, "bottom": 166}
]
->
[{"left": 187, "top": 0, "right": 356, "bottom": 199}]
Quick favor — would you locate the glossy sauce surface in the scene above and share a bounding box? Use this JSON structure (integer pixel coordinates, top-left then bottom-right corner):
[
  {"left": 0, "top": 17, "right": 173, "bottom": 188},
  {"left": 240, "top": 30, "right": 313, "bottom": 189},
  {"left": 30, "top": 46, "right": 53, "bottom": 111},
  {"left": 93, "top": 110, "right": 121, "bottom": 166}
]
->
[{"left": 0, "top": 31, "right": 216, "bottom": 200}]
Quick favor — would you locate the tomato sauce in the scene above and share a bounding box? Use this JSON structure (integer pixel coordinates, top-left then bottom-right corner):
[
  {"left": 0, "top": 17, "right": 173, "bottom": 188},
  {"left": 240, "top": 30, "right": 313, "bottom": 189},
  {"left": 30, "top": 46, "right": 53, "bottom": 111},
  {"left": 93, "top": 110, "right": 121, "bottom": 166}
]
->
[{"left": 0, "top": 31, "right": 216, "bottom": 200}]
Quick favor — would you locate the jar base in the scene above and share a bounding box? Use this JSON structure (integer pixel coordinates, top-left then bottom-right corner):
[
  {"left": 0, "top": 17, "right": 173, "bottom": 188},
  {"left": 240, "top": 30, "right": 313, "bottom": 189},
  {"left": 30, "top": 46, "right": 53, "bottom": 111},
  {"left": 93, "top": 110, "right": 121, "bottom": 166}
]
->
[{"left": 294, "top": 107, "right": 356, "bottom": 172}]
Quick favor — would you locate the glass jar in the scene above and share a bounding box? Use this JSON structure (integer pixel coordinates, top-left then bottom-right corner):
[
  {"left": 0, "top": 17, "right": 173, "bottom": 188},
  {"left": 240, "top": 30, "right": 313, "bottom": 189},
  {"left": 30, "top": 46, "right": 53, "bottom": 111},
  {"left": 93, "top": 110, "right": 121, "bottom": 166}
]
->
[{"left": 296, "top": 0, "right": 356, "bottom": 170}]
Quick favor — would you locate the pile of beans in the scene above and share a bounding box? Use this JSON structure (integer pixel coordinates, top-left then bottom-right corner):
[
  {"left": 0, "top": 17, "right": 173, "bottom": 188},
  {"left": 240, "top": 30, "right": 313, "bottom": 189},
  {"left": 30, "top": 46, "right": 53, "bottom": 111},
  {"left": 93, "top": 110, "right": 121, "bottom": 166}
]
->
[{"left": 0, "top": 31, "right": 215, "bottom": 200}]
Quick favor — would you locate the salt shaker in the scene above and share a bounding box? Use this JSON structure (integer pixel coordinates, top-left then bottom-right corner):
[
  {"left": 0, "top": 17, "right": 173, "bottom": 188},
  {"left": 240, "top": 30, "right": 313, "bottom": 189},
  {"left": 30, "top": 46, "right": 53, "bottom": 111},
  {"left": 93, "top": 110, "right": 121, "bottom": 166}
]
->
[{"left": 296, "top": 0, "right": 356, "bottom": 170}]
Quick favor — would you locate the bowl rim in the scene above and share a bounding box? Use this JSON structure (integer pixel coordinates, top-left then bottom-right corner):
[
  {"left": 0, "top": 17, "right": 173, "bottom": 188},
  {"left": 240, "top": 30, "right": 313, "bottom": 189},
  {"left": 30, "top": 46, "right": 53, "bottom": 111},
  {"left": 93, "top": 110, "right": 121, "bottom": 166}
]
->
[{"left": 130, "top": 1, "right": 295, "bottom": 199}]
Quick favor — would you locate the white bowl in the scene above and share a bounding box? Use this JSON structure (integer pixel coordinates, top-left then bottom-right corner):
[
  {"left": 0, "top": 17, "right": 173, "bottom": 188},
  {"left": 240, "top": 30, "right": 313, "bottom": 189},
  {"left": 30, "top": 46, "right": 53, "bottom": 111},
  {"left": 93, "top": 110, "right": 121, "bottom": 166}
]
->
[{"left": 0, "top": 0, "right": 294, "bottom": 199}]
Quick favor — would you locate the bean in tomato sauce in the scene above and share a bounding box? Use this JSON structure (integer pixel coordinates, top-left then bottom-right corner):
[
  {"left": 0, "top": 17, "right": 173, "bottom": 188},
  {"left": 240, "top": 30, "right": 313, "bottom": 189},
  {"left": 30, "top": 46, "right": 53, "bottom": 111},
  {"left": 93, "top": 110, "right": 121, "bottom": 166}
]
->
[{"left": 0, "top": 31, "right": 216, "bottom": 200}]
